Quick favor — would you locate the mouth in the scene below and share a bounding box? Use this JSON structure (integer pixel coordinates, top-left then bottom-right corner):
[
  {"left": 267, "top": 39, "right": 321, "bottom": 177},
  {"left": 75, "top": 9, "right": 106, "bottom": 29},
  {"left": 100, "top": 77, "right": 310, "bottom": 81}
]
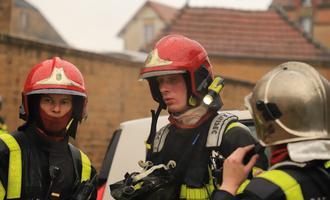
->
[{"left": 164, "top": 98, "right": 175, "bottom": 105}]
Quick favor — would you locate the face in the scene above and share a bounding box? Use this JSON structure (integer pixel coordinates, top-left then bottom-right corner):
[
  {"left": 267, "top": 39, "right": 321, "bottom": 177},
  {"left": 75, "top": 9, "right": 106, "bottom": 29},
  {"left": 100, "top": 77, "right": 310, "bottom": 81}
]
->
[
  {"left": 40, "top": 94, "right": 73, "bottom": 118},
  {"left": 157, "top": 74, "right": 189, "bottom": 113}
]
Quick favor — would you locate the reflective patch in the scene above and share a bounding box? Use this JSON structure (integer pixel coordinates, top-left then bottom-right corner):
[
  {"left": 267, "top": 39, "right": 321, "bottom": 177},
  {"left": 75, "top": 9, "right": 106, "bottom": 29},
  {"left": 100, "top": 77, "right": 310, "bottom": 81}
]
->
[
  {"left": 206, "top": 113, "right": 238, "bottom": 147},
  {"left": 153, "top": 124, "right": 171, "bottom": 152},
  {"left": 0, "top": 134, "right": 22, "bottom": 198},
  {"left": 80, "top": 150, "right": 92, "bottom": 182},
  {"left": 0, "top": 180, "right": 5, "bottom": 199},
  {"left": 257, "top": 170, "right": 304, "bottom": 200}
]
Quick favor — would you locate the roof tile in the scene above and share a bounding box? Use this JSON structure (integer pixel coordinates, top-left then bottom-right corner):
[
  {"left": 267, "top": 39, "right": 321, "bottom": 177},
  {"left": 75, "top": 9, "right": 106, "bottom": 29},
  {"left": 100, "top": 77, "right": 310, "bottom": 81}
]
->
[{"left": 151, "top": 7, "right": 330, "bottom": 61}]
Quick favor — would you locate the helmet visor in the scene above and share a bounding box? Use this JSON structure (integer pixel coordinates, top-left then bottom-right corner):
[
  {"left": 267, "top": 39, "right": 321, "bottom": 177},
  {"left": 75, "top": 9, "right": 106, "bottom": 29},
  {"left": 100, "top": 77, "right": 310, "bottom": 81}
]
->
[
  {"left": 27, "top": 88, "right": 86, "bottom": 97},
  {"left": 139, "top": 70, "right": 186, "bottom": 80}
]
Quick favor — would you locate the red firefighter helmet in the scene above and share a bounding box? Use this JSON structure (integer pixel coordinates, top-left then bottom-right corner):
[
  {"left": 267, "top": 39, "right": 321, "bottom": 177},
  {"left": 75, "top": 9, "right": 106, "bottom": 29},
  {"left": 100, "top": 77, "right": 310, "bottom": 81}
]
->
[
  {"left": 21, "top": 57, "right": 87, "bottom": 123},
  {"left": 140, "top": 34, "right": 214, "bottom": 107}
]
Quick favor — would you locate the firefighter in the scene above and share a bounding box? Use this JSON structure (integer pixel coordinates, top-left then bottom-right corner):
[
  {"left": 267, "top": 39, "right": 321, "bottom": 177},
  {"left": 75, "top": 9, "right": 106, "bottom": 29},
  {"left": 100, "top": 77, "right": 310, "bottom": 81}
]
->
[
  {"left": 213, "top": 62, "right": 330, "bottom": 199},
  {"left": 0, "top": 57, "right": 97, "bottom": 199},
  {"left": 113, "top": 34, "right": 268, "bottom": 199}
]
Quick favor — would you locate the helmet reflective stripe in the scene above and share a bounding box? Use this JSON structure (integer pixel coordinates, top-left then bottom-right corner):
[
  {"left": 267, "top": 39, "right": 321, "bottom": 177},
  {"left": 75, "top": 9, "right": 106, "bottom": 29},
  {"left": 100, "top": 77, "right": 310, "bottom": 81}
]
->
[
  {"left": 257, "top": 170, "right": 304, "bottom": 200},
  {"left": 80, "top": 150, "right": 92, "bottom": 182},
  {"left": 0, "top": 134, "right": 22, "bottom": 199},
  {"left": 144, "top": 49, "right": 173, "bottom": 68},
  {"left": 36, "top": 67, "right": 82, "bottom": 88}
]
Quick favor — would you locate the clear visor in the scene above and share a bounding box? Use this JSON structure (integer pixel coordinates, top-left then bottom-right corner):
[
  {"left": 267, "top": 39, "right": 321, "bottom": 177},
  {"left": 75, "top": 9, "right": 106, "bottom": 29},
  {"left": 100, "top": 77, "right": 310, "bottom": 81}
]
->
[
  {"left": 27, "top": 88, "right": 86, "bottom": 97},
  {"left": 139, "top": 70, "right": 186, "bottom": 80}
]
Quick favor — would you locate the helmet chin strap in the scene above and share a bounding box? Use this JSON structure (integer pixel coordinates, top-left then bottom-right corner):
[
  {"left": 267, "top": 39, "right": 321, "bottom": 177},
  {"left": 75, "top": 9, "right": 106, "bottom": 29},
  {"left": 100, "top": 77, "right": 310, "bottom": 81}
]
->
[
  {"left": 146, "top": 103, "right": 164, "bottom": 161},
  {"left": 65, "top": 118, "right": 74, "bottom": 131}
]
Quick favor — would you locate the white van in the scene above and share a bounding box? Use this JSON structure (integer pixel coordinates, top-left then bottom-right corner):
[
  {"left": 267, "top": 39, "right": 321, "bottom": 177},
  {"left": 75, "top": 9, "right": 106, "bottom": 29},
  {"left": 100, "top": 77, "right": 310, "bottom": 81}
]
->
[{"left": 97, "top": 110, "right": 256, "bottom": 200}]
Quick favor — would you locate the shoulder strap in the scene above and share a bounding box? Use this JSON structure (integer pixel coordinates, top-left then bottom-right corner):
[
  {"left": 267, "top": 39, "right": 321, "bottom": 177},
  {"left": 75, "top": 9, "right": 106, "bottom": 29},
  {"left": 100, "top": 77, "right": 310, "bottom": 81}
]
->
[
  {"left": 151, "top": 124, "right": 171, "bottom": 153},
  {"left": 68, "top": 144, "right": 92, "bottom": 182},
  {"left": 0, "top": 133, "right": 22, "bottom": 199},
  {"left": 206, "top": 113, "right": 238, "bottom": 148}
]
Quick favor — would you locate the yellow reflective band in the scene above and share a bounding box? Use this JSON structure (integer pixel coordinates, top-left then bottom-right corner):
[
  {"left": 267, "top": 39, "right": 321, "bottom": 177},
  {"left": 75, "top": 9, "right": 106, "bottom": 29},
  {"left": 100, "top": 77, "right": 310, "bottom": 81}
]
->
[
  {"left": 145, "top": 142, "right": 151, "bottom": 150},
  {"left": 133, "top": 182, "right": 143, "bottom": 190},
  {"left": 0, "top": 180, "right": 5, "bottom": 200},
  {"left": 257, "top": 170, "right": 303, "bottom": 200},
  {"left": 0, "top": 134, "right": 22, "bottom": 199},
  {"left": 226, "top": 122, "right": 239, "bottom": 132},
  {"left": 237, "top": 179, "right": 250, "bottom": 194},
  {"left": 0, "top": 130, "right": 7, "bottom": 135},
  {"left": 180, "top": 184, "right": 214, "bottom": 200},
  {"left": 180, "top": 168, "right": 215, "bottom": 200},
  {"left": 79, "top": 150, "right": 91, "bottom": 182},
  {"left": 324, "top": 160, "right": 330, "bottom": 169}
]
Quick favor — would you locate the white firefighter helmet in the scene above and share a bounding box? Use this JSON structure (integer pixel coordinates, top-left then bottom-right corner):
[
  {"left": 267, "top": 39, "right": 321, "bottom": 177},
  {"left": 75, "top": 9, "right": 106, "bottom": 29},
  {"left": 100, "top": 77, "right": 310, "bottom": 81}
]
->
[{"left": 247, "top": 61, "right": 330, "bottom": 146}]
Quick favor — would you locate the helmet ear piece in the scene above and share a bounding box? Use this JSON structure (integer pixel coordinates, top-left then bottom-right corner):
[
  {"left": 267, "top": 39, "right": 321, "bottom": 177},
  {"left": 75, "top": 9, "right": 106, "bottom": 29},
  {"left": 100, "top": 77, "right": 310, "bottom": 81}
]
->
[
  {"left": 19, "top": 104, "right": 26, "bottom": 121},
  {"left": 194, "top": 65, "right": 213, "bottom": 96},
  {"left": 72, "top": 96, "right": 87, "bottom": 122}
]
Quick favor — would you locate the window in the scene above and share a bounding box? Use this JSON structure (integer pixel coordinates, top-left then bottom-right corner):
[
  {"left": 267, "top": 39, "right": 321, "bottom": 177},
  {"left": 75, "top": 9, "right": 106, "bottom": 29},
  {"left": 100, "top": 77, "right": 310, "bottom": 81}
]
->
[
  {"left": 301, "top": 0, "right": 312, "bottom": 6},
  {"left": 300, "top": 16, "right": 313, "bottom": 34},
  {"left": 144, "top": 23, "right": 154, "bottom": 44},
  {"left": 20, "top": 11, "right": 28, "bottom": 31}
]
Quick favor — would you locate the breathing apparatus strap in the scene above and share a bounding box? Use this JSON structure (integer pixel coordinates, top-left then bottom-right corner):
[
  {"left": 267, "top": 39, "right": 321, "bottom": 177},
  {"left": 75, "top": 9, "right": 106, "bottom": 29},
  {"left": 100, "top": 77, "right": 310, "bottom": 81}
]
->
[{"left": 146, "top": 104, "right": 163, "bottom": 161}]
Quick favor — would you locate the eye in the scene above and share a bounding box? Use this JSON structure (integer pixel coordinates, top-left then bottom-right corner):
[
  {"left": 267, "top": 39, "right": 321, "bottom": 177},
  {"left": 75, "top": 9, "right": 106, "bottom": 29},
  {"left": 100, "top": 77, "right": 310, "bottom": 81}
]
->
[
  {"left": 42, "top": 97, "right": 53, "bottom": 104},
  {"left": 156, "top": 77, "right": 164, "bottom": 85},
  {"left": 168, "top": 76, "right": 180, "bottom": 84},
  {"left": 60, "top": 99, "right": 71, "bottom": 105}
]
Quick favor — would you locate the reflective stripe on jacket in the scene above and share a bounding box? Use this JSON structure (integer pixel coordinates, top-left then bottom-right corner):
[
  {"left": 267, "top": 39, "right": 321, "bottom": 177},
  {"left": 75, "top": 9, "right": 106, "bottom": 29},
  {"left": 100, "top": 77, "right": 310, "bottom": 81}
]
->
[
  {"left": 178, "top": 122, "right": 251, "bottom": 200},
  {"left": 0, "top": 133, "right": 92, "bottom": 199}
]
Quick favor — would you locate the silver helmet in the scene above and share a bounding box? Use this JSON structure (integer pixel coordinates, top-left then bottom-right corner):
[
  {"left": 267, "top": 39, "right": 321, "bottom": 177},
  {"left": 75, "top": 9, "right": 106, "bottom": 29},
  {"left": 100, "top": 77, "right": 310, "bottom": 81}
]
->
[{"left": 247, "top": 61, "right": 330, "bottom": 146}]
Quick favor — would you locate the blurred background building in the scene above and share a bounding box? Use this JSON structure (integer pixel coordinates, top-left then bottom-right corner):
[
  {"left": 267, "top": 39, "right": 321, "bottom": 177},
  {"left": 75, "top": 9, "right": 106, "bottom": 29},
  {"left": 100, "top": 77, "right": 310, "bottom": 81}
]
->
[{"left": 0, "top": 0, "right": 329, "bottom": 169}]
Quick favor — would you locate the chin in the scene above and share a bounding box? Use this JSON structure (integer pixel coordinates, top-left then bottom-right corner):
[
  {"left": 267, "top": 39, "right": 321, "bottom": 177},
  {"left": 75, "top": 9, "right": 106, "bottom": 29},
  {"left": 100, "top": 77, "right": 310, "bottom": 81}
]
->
[{"left": 168, "top": 106, "right": 185, "bottom": 114}]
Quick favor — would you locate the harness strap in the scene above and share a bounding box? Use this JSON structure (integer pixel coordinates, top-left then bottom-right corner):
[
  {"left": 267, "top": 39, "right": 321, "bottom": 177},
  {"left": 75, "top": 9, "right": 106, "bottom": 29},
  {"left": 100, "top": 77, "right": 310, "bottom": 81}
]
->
[
  {"left": 206, "top": 113, "right": 238, "bottom": 147},
  {"left": 151, "top": 124, "right": 171, "bottom": 153},
  {"left": 0, "top": 134, "right": 22, "bottom": 199},
  {"left": 146, "top": 105, "right": 163, "bottom": 159}
]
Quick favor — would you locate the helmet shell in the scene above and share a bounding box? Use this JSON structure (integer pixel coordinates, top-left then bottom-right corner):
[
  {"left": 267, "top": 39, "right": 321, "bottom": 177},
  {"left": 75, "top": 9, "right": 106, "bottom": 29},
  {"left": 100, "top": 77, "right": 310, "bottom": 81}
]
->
[
  {"left": 248, "top": 62, "right": 330, "bottom": 146},
  {"left": 140, "top": 34, "right": 214, "bottom": 104},
  {"left": 21, "top": 57, "right": 87, "bottom": 121}
]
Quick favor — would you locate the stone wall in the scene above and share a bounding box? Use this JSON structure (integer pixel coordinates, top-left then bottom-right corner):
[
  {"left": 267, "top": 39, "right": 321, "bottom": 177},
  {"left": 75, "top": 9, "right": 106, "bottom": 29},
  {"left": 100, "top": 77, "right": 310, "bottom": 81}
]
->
[{"left": 0, "top": 34, "right": 155, "bottom": 169}]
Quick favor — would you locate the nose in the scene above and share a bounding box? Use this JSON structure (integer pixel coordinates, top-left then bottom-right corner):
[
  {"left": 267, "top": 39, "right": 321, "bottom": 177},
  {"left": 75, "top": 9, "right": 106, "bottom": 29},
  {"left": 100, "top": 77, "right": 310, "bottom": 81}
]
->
[
  {"left": 52, "top": 103, "right": 61, "bottom": 113},
  {"left": 159, "top": 81, "right": 170, "bottom": 95}
]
